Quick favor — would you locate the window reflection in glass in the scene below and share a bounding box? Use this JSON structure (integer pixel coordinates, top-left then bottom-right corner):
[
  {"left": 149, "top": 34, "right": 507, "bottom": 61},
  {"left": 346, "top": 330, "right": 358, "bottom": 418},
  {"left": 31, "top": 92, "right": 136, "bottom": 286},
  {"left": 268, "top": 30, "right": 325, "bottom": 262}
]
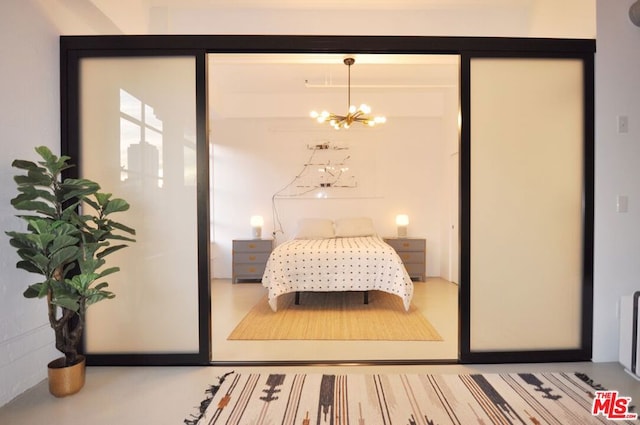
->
[{"left": 119, "top": 89, "right": 164, "bottom": 188}]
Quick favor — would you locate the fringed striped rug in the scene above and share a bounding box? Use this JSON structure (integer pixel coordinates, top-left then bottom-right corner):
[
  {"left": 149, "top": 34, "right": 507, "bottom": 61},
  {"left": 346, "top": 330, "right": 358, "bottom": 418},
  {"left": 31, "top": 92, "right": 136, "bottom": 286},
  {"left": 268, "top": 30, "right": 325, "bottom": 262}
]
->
[{"left": 185, "top": 371, "right": 637, "bottom": 425}]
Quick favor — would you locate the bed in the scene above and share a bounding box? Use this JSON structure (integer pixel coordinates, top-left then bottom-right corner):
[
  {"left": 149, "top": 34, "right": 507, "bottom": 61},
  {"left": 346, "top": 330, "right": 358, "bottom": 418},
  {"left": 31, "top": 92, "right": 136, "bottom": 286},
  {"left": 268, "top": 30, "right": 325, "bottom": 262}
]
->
[{"left": 261, "top": 217, "right": 413, "bottom": 312}]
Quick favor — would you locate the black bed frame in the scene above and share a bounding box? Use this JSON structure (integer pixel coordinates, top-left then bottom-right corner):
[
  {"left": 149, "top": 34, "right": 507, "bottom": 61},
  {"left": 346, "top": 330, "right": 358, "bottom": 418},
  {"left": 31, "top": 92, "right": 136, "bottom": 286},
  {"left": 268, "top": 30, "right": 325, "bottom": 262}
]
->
[{"left": 294, "top": 291, "right": 369, "bottom": 305}]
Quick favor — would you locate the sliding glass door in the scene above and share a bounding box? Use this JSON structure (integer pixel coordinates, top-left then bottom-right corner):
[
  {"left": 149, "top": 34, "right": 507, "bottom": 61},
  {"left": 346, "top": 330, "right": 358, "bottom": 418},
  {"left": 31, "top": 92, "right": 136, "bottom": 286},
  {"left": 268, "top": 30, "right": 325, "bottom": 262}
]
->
[
  {"left": 460, "top": 54, "right": 593, "bottom": 362},
  {"left": 61, "top": 36, "right": 594, "bottom": 366},
  {"left": 61, "top": 45, "right": 210, "bottom": 365}
]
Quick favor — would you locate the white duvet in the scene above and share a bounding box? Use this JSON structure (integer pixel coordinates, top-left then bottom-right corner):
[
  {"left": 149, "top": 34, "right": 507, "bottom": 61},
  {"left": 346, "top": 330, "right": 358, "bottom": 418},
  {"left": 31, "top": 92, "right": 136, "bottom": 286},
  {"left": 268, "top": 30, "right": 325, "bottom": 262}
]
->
[{"left": 261, "top": 236, "right": 413, "bottom": 311}]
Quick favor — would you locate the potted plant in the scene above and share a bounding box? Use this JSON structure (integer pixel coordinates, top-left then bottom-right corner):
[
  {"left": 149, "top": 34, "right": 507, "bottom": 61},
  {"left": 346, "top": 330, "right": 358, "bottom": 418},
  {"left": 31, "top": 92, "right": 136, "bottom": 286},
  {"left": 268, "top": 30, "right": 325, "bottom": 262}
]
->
[{"left": 5, "top": 146, "right": 135, "bottom": 397}]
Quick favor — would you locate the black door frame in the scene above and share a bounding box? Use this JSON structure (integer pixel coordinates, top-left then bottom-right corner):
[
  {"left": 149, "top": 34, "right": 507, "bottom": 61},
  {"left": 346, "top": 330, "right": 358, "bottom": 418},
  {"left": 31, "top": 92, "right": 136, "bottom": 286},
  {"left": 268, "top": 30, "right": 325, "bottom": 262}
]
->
[
  {"left": 60, "top": 35, "right": 595, "bottom": 366},
  {"left": 458, "top": 51, "right": 595, "bottom": 363}
]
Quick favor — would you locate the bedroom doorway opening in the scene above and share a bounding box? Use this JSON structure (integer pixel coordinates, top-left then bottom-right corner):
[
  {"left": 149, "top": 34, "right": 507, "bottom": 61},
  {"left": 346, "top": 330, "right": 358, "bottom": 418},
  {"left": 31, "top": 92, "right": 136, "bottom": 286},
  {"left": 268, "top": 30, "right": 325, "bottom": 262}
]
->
[{"left": 207, "top": 53, "right": 461, "bottom": 363}]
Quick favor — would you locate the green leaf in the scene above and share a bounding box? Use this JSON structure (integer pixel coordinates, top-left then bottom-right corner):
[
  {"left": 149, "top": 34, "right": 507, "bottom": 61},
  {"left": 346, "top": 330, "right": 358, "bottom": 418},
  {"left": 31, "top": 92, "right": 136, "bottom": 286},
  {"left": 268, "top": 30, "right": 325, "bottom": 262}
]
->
[
  {"left": 78, "top": 257, "right": 106, "bottom": 275},
  {"left": 94, "top": 192, "right": 112, "bottom": 206},
  {"left": 6, "top": 232, "right": 33, "bottom": 249},
  {"left": 96, "top": 244, "right": 127, "bottom": 259},
  {"left": 103, "top": 198, "right": 130, "bottom": 215},
  {"left": 12, "top": 188, "right": 55, "bottom": 204},
  {"left": 50, "top": 234, "right": 80, "bottom": 253},
  {"left": 49, "top": 246, "right": 80, "bottom": 270},
  {"left": 26, "top": 233, "right": 55, "bottom": 250},
  {"left": 14, "top": 173, "right": 51, "bottom": 187},
  {"left": 104, "top": 234, "right": 136, "bottom": 242},
  {"left": 93, "top": 282, "right": 109, "bottom": 291},
  {"left": 50, "top": 220, "right": 78, "bottom": 235},
  {"left": 51, "top": 296, "right": 79, "bottom": 312},
  {"left": 30, "top": 252, "right": 51, "bottom": 271},
  {"left": 16, "top": 260, "right": 44, "bottom": 275},
  {"left": 82, "top": 197, "right": 99, "bottom": 212},
  {"left": 35, "top": 146, "right": 73, "bottom": 176},
  {"left": 23, "top": 283, "right": 44, "bottom": 298},
  {"left": 62, "top": 263, "right": 77, "bottom": 279},
  {"left": 97, "top": 266, "right": 119, "bottom": 279},
  {"left": 85, "top": 290, "right": 115, "bottom": 306},
  {"left": 34, "top": 145, "right": 55, "bottom": 162},
  {"left": 11, "top": 159, "right": 39, "bottom": 170},
  {"left": 11, "top": 199, "right": 57, "bottom": 217},
  {"left": 67, "top": 273, "right": 99, "bottom": 292},
  {"left": 26, "top": 218, "right": 54, "bottom": 235},
  {"left": 60, "top": 179, "right": 100, "bottom": 200}
]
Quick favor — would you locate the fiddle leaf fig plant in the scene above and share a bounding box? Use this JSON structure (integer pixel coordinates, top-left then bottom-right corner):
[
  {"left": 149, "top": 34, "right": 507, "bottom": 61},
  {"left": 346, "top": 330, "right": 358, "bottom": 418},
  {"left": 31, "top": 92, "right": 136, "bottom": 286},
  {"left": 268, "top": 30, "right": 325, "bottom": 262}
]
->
[{"left": 6, "top": 146, "right": 135, "bottom": 367}]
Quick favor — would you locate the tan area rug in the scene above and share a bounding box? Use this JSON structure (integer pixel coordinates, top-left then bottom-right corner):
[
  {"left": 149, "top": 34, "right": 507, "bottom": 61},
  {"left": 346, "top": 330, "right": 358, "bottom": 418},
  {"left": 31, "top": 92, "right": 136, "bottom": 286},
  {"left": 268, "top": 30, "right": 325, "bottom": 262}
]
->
[{"left": 228, "top": 291, "right": 443, "bottom": 341}]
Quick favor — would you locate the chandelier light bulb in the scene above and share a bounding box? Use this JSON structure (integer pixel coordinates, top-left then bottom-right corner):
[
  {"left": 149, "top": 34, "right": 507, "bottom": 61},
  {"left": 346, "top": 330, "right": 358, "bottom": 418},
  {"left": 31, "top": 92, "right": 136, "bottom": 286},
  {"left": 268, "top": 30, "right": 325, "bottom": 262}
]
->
[{"left": 309, "top": 57, "right": 387, "bottom": 130}]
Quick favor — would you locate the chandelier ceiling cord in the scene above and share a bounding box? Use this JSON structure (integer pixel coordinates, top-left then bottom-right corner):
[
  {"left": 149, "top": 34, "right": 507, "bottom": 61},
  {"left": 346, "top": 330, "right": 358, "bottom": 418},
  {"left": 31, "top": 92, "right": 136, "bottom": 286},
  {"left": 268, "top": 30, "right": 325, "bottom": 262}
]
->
[{"left": 310, "top": 57, "right": 386, "bottom": 130}]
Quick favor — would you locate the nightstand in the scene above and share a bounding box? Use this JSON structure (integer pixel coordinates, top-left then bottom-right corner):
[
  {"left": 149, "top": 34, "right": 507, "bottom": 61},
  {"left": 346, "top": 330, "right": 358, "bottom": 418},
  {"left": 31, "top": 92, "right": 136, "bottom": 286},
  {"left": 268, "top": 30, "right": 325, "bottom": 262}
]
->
[
  {"left": 384, "top": 237, "right": 426, "bottom": 281},
  {"left": 232, "top": 239, "right": 273, "bottom": 283}
]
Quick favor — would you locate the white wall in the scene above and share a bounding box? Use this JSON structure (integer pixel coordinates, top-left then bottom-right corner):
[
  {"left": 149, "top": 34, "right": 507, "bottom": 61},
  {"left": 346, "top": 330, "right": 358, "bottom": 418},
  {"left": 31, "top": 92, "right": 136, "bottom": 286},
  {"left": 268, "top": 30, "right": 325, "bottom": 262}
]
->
[
  {"left": 211, "top": 115, "right": 450, "bottom": 278},
  {"left": 593, "top": 0, "right": 640, "bottom": 362},
  {"left": 0, "top": 0, "right": 61, "bottom": 408},
  {"left": 164, "top": 1, "right": 595, "bottom": 38}
]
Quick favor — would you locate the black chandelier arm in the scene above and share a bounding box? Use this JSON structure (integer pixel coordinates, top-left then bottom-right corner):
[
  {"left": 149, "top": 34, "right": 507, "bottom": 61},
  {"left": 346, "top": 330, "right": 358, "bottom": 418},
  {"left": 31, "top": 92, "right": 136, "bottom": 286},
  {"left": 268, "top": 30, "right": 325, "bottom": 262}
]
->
[{"left": 347, "top": 59, "right": 352, "bottom": 109}]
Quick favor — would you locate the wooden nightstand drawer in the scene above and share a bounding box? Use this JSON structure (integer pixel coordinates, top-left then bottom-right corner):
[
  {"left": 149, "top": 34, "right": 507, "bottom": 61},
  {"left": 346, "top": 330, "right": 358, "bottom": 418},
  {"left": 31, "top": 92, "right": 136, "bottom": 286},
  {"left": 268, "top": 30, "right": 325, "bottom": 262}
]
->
[
  {"left": 397, "top": 251, "right": 425, "bottom": 265},
  {"left": 233, "top": 252, "right": 270, "bottom": 263},
  {"left": 403, "top": 262, "right": 426, "bottom": 278},
  {"left": 384, "top": 238, "right": 425, "bottom": 252},
  {"left": 232, "top": 239, "right": 273, "bottom": 283},
  {"left": 234, "top": 263, "right": 266, "bottom": 277},
  {"left": 233, "top": 239, "right": 273, "bottom": 253},
  {"left": 384, "top": 237, "right": 426, "bottom": 281}
]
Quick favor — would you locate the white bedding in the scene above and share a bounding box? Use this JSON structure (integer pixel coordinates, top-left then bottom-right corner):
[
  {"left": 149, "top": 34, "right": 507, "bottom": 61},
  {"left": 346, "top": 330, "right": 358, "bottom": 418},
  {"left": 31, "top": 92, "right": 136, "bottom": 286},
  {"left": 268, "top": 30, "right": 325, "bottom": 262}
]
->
[{"left": 261, "top": 235, "right": 413, "bottom": 311}]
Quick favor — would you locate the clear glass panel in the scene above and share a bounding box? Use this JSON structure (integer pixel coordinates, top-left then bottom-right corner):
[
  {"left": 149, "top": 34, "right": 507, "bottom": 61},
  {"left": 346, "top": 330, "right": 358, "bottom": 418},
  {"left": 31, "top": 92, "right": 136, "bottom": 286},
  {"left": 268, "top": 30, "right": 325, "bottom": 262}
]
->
[
  {"left": 80, "top": 57, "right": 199, "bottom": 353},
  {"left": 469, "top": 58, "right": 584, "bottom": 351}
]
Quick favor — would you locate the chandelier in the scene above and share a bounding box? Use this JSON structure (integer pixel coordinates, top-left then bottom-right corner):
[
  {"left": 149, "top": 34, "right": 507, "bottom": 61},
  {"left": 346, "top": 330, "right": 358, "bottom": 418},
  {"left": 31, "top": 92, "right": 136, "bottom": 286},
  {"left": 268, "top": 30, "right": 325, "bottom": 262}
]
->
[{"left": 310, "top": 57, "right": 386, "bottom": 130}]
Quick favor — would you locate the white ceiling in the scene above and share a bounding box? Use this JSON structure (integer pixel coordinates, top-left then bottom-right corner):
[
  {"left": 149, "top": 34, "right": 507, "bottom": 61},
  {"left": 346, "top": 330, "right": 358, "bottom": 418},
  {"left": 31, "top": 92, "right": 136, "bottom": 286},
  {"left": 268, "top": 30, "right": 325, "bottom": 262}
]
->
[
  {"left": 45, "top": 0, "right": 558, "bottom": 119},
  {"left": 101, "top": 0, "right": 525, "bottom": 12},
  {"left": 41, "top": 0, "right": 539, "bottom": 37},
  {"left": 208, "top": 53, "right": 460, "bottom": 119},
  {"left": 208, "top": 54, "right": 459, "bottom": 93}
]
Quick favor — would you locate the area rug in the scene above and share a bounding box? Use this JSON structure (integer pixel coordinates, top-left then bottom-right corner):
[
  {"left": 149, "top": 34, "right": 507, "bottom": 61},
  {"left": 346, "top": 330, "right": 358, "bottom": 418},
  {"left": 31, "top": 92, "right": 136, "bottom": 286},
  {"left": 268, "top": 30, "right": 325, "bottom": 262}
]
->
[
  {"left": 227, "top": 291, "right": 442, "bottom": 341},
  {"left": 185, "top": 371, "right": 637, "bottom": 425}
]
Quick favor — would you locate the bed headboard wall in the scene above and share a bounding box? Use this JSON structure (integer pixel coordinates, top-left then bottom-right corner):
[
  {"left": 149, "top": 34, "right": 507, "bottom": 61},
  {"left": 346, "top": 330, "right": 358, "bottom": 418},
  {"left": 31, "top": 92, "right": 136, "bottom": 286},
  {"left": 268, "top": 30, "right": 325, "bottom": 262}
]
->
[{"left": 211, "top": 111, "right": 458, "bottom": 280}]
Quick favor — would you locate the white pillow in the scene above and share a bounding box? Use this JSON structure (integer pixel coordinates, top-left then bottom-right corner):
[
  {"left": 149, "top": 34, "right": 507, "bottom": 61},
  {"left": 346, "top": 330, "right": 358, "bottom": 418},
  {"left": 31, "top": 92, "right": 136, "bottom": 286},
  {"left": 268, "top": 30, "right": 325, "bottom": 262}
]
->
[
  {"left": 293, "top": 218, "right": 335, "bottom": 239},
  {"left": 334, "top": 217, "right": 376, "bottom": 237}
]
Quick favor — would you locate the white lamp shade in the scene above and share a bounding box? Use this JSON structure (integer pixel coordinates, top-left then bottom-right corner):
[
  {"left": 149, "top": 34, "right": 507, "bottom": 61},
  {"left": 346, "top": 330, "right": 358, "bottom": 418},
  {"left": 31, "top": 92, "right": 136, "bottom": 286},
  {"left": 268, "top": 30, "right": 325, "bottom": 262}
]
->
[
  {"left": 395, "top": 214, "right": 409, "bottom": 226},
  {"left": 250, "top": 215, "right": 264, "bottom": 227},
  {"left": 250, "top": 215, "right": 263, "bottom": 239},
  {"left": 396, "top": 214, "right": 409, "bottom": 237}
]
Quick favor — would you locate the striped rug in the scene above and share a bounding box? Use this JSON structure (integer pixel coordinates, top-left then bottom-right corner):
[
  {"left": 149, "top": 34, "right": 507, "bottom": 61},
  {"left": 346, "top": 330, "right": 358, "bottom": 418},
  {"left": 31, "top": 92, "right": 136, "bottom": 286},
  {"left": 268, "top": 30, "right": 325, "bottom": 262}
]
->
[{"left": 185, "top": 371, "right": 637, "bottom": 425}]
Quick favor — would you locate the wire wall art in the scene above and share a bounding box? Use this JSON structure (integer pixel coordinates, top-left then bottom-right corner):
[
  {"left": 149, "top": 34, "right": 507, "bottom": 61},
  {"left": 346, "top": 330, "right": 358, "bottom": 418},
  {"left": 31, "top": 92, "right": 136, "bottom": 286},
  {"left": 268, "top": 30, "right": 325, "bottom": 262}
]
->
[
  {"left": 274, "top": 142, "right": 357, "bottom": 199},
  {"left": 270, "top": 140, "right": 379, "bottom": 238}
]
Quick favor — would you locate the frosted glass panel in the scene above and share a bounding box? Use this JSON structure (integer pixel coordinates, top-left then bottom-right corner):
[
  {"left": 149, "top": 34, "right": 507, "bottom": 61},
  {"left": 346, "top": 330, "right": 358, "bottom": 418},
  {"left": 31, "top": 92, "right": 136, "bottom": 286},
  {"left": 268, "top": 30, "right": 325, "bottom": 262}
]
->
[
  {"left": 80, "top": 57, "right": 199, "bottom": 353},
  {"left": 469, "top": 58, "right": 583, "bottom": 351}
]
